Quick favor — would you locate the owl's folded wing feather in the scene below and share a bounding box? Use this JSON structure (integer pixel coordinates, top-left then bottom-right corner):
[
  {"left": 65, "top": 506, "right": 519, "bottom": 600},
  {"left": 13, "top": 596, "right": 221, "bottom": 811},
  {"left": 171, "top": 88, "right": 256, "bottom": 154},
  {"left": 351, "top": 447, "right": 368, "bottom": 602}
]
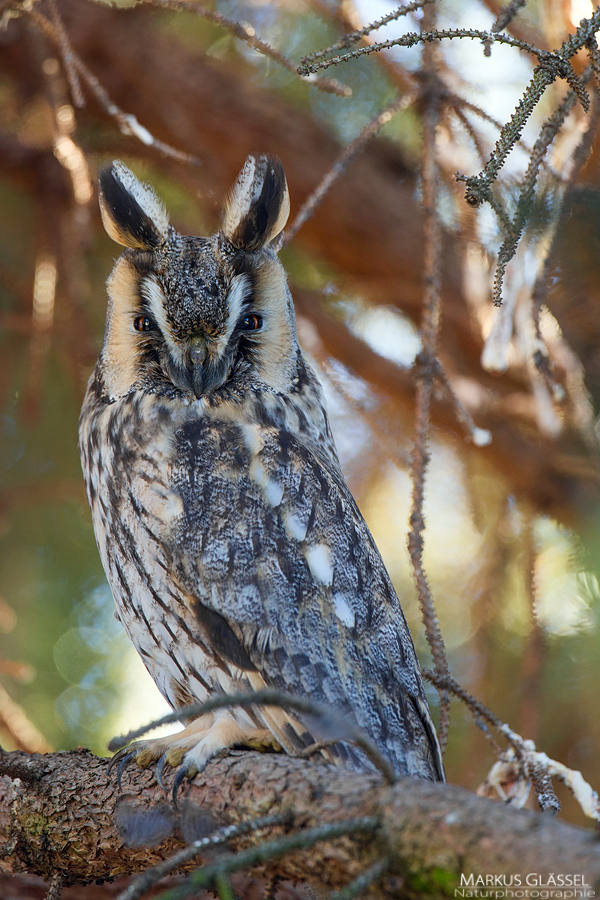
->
[{"left": 166, "top": 417, "right": 443, "bottom": 781}]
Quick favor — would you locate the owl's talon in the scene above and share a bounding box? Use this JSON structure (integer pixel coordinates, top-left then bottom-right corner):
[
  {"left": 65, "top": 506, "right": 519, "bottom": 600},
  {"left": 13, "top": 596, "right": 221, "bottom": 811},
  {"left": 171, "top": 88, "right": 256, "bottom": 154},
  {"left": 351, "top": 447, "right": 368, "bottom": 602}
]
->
[
  {"left": 107, "top": 746, "right": 130, "bottom": 776},
  {"left": 155, "top": 752, "right": 171, "bottom": 792},
  {"left": 115, "top": 750, "right": 137, "bottom": 789},
  {"left": 172, "top": 764, "right": 196, "bottom": 806},
  {"left": 107, "top": 745, "right": 135, "bottom": 777}
]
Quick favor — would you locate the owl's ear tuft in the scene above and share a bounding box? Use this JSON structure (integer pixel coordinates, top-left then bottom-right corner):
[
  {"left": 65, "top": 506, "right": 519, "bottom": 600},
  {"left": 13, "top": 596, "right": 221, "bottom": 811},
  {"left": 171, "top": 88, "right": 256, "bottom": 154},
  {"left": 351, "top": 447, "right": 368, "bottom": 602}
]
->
[
  {"left": 222, "top": 155, "right": 290, "bottom": 252},
  {"left": 98, "top": 161, "right": 170, "bottom": 250}
]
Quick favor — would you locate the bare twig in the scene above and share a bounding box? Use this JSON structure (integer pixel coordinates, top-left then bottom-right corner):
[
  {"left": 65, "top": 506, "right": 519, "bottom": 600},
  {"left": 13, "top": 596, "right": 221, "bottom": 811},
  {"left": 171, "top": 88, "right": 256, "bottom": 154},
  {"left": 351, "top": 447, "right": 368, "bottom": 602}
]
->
[
  {"left": 44, "top": 872, "right": 64, "bottom": 900},
  {"left": 451, "top": 105, "right": 488, "bottom": 164},
  {"left": 285, "top": 91, "right": 417, "bottom": 242},
  {"left": 422, "top": 668, "right": 514, "bottom": 735},
  {"left": 47, "top": 0, "right": 85, "bottom": 107},
  {"left": 138, "top": 0, "right": 351, "bottom": 97},
  {"left": 303, "top": 0, "right": 437, "bottom": 63},
  {"left": 532, "top": 78, "right": 600, "bottom": 319},
  {"left": 458, "top": 10, "right": 600, "bottom": 215},
  {"left": 299, "top": 28, "right": 555, "bottom": 74},
  {"left": 491, "top": 69, "right": 592, "bottom": 305},
  {"left": 452, "top": 96, "right": 561, "bottom": 180},
  {"left": 492, "top": 0, "right": 528, "bottom": 35},
  {"left": 307, "top": 0, "right": 417, "bottom": 94},
  {"left": 329, "top": 857, "right": 390, "bottom": 900},
  {"left": 422, "top": 669, "right": 600, "bottom": 819},
  {"left": 432, "top": 359, "right": 492, "bottom": 446},
  {"left": 27, "top": 7, "right": 201, "bottom": 164},
  {"left": 407, "top": 5, "right": 450, "bottom": 753}
]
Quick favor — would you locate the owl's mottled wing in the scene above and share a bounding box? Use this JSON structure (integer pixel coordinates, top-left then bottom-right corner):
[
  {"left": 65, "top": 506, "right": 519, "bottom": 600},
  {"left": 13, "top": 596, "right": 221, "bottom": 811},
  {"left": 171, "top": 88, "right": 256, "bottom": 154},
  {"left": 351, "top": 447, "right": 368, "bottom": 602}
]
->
[{"left": 167, "top": 415, "right": 442, "bottom": 782}]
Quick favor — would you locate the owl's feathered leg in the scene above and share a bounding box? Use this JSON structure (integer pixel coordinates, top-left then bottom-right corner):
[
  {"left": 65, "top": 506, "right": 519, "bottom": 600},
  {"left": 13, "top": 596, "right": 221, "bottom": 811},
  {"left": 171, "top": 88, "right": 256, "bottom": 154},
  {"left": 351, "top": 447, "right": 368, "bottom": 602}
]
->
[{"left": 109, "top": 711, "right": 280, "bottom": 797}]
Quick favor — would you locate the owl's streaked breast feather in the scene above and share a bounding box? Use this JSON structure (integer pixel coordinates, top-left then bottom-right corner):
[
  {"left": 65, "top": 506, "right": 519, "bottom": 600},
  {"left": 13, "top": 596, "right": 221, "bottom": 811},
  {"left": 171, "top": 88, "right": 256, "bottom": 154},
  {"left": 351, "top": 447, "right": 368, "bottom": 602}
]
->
[{"left": 80, "top": 154, "right": 444, "bottom": 787}]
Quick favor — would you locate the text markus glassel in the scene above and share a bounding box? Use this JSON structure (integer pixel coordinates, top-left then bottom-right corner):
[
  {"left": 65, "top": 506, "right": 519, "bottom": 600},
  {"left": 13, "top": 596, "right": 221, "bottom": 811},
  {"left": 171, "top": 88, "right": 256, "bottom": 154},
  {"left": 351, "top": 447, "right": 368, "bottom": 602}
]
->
[{"left": 460, "top": 876, "right": 591, "bottom": 887}]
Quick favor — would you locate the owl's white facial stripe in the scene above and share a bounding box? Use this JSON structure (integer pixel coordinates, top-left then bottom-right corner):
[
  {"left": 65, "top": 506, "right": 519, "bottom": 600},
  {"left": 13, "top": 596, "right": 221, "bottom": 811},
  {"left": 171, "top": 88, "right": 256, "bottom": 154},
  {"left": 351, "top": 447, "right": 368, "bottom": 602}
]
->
[
  {"left": 142, "top": 276, "right": 189, "bottom": 368},
  {"left": 144, "top": 273, "right": 253, "bottom": 371},
  {"left": 216, "top": 274, "right": 251, "bottom": 356}
]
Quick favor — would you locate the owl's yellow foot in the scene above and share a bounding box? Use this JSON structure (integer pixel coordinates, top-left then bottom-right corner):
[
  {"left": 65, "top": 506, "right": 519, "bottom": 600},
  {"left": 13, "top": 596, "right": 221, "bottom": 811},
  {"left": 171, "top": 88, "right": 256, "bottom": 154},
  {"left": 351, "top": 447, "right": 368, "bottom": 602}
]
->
[{"left": 109, "top": 713, "right": 278, "bottom": 801}]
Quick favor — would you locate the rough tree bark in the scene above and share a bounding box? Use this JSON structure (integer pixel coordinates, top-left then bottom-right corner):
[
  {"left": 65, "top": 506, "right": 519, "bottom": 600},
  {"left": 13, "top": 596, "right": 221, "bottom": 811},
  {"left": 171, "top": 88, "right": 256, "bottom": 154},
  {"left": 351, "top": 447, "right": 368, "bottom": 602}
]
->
[{"left": 1, "top": 748, "right": 600, "bottom": 898}]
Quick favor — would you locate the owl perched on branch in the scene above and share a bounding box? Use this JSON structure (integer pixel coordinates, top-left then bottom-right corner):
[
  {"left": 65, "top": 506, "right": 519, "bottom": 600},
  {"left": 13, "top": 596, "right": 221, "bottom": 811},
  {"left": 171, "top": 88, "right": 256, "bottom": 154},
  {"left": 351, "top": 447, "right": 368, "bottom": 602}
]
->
[{"left": 79, "top": 155, "right": 444, "bottom": 791}]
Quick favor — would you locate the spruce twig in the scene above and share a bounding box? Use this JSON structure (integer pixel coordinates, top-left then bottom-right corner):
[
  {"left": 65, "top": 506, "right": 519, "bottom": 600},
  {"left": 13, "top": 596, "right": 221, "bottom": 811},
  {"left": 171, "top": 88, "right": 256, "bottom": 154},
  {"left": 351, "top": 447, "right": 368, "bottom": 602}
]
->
[
  {"left": 156, "top": 818, "right": 381, "bottom": 900},
  {"left": 108, "top": 689, "right": 397, "bottom": 785},
  {"left": 407, "top": 2, "right": 451, "bottom": 753},
  {"left": 116, "top": 814, "right": 289, "bottom": 900}
]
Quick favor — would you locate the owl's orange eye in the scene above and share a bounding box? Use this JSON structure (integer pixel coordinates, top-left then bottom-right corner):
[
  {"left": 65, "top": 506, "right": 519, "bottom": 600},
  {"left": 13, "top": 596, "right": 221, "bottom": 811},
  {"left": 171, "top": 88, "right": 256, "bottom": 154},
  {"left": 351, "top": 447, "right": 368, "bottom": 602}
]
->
[
  {"left": 134, "top": 316, "right": 155, "bottom": 333},
  {"left": 241, "top": 314, "right": 262, "bottom": 331}
]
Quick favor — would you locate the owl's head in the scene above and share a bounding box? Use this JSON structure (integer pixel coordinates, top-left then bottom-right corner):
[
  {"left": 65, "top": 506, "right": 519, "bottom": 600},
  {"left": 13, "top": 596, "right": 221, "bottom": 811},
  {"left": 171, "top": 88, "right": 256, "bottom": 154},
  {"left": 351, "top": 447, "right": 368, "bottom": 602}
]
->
[{"left": 96, "top": 156, "right": 297, "bottom": 401}]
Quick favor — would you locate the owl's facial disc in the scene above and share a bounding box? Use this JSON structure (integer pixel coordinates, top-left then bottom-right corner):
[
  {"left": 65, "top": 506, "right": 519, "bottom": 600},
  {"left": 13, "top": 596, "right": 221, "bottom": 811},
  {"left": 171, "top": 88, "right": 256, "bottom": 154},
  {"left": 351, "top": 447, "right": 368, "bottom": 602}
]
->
[{"left": 140, "top": 270, "right": 256, "bottom": 398}]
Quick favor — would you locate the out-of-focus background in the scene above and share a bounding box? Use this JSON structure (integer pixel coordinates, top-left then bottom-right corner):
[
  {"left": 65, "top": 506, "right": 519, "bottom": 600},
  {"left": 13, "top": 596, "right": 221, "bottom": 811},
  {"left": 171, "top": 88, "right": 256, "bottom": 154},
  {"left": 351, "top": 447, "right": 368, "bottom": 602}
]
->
[{"left": 1, "top": 0, "right": 600, "bottom": 829}]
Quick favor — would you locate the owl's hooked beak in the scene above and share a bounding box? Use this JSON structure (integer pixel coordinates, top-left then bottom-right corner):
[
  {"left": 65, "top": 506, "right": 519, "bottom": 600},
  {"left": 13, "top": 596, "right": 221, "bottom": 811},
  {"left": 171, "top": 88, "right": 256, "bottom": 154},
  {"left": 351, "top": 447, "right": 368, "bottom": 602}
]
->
[
  {"left": 184, "top": 332, "right": 231, "bottom": 399},
  {"left": 188, "top": 333, "right": 208, "bottom": 399},
  {"left": 189, "top": 333, "right": 208, "bottom": 366}
]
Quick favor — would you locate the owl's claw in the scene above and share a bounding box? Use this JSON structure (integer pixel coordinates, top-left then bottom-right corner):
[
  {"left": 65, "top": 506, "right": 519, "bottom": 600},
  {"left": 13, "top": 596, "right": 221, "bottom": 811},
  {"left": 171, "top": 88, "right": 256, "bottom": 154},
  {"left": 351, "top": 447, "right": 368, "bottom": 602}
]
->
[
  {"left": 107, "top": 747, "right": 138, "bottom": 789},
  {"left": 155, "top": 752, "right": 171, "bottom": 792},
  {"left": 107, "top": 746, "right": 127, "bottom": 776},
  {"left": 116, "top": 751, "right": 137, "bottom": 789},
  {"left": 172, "top": 763, "right": 197, "bottom": 806}
]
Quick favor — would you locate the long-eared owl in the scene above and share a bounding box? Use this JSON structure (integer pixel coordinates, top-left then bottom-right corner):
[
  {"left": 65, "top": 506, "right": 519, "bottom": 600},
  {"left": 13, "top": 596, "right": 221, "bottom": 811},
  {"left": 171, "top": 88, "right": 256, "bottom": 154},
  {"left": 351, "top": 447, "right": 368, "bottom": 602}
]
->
[{"left": 79, "top": 155, "right": 444, "bottom": 787}]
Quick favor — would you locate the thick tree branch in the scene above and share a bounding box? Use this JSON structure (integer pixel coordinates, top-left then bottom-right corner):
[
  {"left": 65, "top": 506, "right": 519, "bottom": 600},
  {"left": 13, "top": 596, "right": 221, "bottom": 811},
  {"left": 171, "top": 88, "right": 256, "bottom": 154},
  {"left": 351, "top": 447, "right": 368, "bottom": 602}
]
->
[{"left": 1, "top": 749, "right": 600, "bottom": 896}]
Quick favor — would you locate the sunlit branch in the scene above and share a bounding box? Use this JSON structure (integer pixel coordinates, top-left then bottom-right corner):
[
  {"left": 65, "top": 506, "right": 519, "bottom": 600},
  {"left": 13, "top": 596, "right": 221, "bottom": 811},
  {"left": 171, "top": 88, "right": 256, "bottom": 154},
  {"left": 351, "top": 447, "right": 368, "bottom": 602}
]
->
[{"left": 302, "top": 0, "right": 438, "bottom": 63}]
